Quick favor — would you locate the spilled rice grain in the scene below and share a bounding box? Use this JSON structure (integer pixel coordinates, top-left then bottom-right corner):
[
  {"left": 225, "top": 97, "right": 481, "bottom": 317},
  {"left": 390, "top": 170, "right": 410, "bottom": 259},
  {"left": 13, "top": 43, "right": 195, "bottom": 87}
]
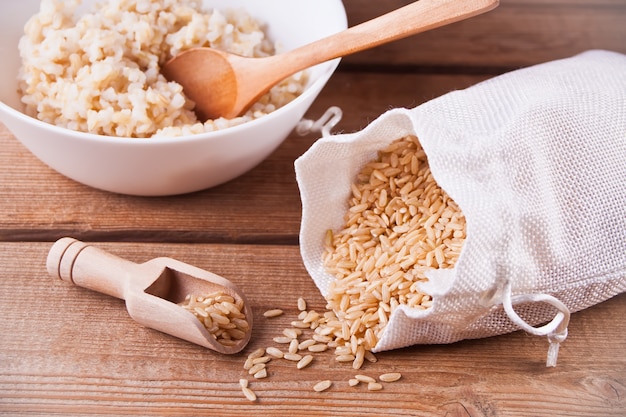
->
[
  {"left": 253, "top": 368, "right": 268, "bottom": 379},
  {"left": 266, "top": 347, "right": 284, "bottom": 358},
  {"left": 368, "top": 382, "right": 383, "bottom": 391},
  {"left": 355, "top": 375, "right": 376, "bottom": 384},
  {"left": 263, "top": 309, "right": 284, "bottom": 318},
  {"left": 283, "top": 353, "right": 302, "bottom": 362},
  {"left": 248, "top": 363, "right": 265, "bottom": 376},
  {"left": 379, "top": 372, "right": 402, "bottom": 382},
  {"left": 242, "top": 386, "right": 257, "bottom": 401},
  {"left": 296, "top": 355, "right": 314, "bottom": 369},
  {"left": 314, "top": 380, "right": 332, "bottom": 392}
]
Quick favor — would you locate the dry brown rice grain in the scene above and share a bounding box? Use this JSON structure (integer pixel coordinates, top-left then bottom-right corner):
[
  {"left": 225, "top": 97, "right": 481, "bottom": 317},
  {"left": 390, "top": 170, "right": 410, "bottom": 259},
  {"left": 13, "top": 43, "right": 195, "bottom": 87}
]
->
[
  {"left": 302, "top": 311, "right": 321, "bottom": 324},
  {"left": 283, "top": 353, "right": 303, "bottom": 362},
  {"left": 298, "top": 339, "right": 316, "bottom": 350},
  {"left": 247, "top": 348, "right": 266, "bottom": 360},
  {"left": 348, "top": 378, "right": 360, "bottom": 387},
  {"left": 296, "top": 355, "right": 314, "bottom": 370},
  {"left": 334, "top": 346, "right": 352, "bottom": 356},
  {"left": 336, "top": 354, "right": 356, "bottom": 363},
  {"left": 368, "top": 382, "right": 383, "bottom": 391},
  {"left": 253, "top": 368, "right": 268, "bottom": 379},
  {"left": 266, "top": 347, "right": 284, "bottom": 358},
  {"left": 364, "top": 351, "right": 378, "bottom": 363},
  {"left": 289, "top": 339, "right": 300, "bottom": 354},
  {"left": 355, "top": 375, "right": 376, "bottom": 384},
  {"left": 312, "top": 334, "right": 332, "bottom": 343},
  {"left": 297, "top": 297, "right": 307, "bottom": 311},
  {"left": 379, "top": 372, "right": 402, "bottom": 382},
  {"left": 353, "top": 345, "right": 366, "bottom": 370},
  {"left": 242, "top": 386, "right": 257, "bottom": 402},
  {"left": 308, "top": 344, "right": 329, "bottom": 353},
  {"left": 313, "top": 380, "right": 332, "bottom": 392},
  {"left": 248, "top": 363, "right": 266, "bottom": 376},
  {"left": 263, "top": 309, "right": 284, "bottom": 318},
  {"left": 252, "top": 356, "right": 271, "bottom": 365},
  {"left": 243, "top": 358, "right": 255, "bottom": 370},
  {"left": 273, "top": 336, "right": 292, "bottom": 344},
  {"left": 283, "top": 328, "right": 301, "bottom": 339},
  {"left": 291, "top": 320, "right": 311, "bottom": 329}
]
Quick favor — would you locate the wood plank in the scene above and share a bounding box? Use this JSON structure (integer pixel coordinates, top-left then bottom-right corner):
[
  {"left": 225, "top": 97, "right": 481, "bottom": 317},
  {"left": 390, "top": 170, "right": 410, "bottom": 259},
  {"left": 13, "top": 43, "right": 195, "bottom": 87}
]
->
[
  {"left": 1, "top": 2, "right": 624, "bottom": 415},
  {"left": 0, "top": 130, "right": 304, "bottom": 244},
  {"left": 340, "top": 0, "right": 626, "bottom": 69},
  {"left": 0, "top": 242, "right": 624, "bottom": 416},
  {"left": 0, "top": 72, "right": 488, "bottom": 244}
]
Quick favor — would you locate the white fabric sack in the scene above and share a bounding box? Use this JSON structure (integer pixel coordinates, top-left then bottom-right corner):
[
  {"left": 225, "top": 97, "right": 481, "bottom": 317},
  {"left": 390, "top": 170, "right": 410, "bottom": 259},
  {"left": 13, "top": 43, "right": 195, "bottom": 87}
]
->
[{"left": 295, "top": 50, "right": 626, "bottom": 366}]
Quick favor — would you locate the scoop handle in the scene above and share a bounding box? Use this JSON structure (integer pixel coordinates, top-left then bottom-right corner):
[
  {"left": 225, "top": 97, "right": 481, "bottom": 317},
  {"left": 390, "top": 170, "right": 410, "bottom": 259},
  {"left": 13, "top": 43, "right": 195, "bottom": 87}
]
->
[{"left": 47, "top": 237, "right": 142, "bottom": 300}]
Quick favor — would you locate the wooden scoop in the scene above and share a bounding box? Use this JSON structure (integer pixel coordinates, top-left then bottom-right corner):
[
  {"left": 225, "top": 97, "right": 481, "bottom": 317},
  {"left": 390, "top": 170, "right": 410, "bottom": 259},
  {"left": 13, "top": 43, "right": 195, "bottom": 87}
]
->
[
  {"left": 161, "top": 0, "right": 499, "bottom": 121},
  {"left": 46, "top": 237, "right": 253, "bottom": 354}
]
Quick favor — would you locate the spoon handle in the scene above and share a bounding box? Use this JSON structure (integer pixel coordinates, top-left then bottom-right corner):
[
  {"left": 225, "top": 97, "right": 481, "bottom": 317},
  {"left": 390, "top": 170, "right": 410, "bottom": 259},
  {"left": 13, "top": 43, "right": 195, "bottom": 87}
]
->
[
  {"left": 47, "top": 237, "right": 148, "bottom": 300},
  {"left": 280, "top": 0, "right": 498, "bottom": 73}
]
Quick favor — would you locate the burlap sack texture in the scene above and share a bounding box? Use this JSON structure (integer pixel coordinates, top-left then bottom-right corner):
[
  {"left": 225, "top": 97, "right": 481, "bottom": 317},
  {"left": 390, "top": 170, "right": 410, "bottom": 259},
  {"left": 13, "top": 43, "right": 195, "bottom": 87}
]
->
[{"left": 296, "top": 50, "right": 626, "bottom": 366}]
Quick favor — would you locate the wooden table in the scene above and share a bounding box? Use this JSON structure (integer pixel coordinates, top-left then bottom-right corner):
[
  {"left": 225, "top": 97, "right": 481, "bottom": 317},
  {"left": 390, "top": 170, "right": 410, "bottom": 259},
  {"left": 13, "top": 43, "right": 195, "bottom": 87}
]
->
[{"left": 1, "top": 1, "right": 625, "bottom": 416}]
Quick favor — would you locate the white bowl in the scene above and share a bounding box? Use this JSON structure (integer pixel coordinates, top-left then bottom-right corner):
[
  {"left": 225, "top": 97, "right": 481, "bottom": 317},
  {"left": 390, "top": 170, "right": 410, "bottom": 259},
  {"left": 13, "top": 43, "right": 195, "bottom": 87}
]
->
[{"left": 0, "top": 0, "right": 347, "bottom": 196}]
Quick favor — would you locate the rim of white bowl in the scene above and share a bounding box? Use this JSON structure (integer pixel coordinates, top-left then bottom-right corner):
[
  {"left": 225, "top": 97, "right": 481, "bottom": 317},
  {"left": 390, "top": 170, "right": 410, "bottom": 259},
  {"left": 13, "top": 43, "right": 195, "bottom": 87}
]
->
[{"left": 0, "top": 58, "right": 340, "bottom": 146}]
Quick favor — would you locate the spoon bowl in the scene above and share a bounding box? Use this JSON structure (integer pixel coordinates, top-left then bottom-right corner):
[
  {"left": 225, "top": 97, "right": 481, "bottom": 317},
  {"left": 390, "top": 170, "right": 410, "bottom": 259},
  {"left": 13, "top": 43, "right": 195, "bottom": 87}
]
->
[{"left": 163, "top": 0, "right": 499, "bottom": 121}]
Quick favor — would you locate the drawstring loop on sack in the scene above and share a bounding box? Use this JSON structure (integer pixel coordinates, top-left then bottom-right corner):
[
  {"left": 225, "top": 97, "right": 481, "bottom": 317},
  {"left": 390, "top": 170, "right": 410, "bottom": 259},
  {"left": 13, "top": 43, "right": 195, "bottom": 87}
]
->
[
  {"left": 502, "top": 281, "right": 570, "bottom": 367},
  {"left": 296, "top": 106, "right": 343, "bottom": 137}
]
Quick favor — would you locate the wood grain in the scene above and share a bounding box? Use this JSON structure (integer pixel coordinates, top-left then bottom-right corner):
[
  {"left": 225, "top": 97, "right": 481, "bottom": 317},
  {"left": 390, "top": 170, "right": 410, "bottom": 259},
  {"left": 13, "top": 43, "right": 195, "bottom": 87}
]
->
[
  {"left": 340, "top": 0, "right": 626, "bottom": 70},
  {"left": 0, "top": 242, "right": 624, "bottom": 416},
  {"left": 1, "top": 0, "right": 625, "bottom": 415}
]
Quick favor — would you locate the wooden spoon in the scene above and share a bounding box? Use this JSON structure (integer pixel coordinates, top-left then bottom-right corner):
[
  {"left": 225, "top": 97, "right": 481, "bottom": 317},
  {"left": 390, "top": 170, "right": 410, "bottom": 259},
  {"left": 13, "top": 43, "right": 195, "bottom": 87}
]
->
[
  {"left": 46, "top": 237, "right": 253, "bottom": 354},
  {"left": 161, "top": 0, "right": 499, "bottom": 121}
]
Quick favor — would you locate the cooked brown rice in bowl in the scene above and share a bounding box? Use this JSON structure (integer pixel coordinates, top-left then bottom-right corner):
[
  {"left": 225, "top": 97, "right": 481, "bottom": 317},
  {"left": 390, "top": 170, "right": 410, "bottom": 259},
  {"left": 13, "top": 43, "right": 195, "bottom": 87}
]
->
[{"left": 17, "top": 0, "right": 307, "bottom": 138}]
